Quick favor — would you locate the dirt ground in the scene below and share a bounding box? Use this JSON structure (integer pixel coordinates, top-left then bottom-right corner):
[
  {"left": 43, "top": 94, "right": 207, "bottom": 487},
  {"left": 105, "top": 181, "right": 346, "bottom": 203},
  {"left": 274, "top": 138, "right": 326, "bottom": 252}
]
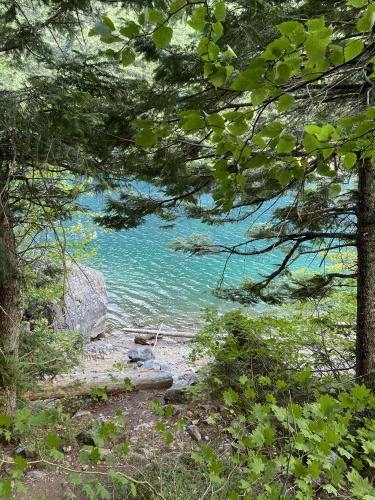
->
[
  {"left": 16, "top": 387, "right": 229, "bottom": 500},
  {"left": 9, "top": 332, "right": 222, "bottom": 499}
]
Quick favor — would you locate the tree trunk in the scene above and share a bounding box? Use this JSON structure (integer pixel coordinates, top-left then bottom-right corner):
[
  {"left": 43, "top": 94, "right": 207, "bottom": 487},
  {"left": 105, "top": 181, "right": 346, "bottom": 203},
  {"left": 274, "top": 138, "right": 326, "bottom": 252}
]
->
[
  {"left": 0, "top": 170, "right": 21, "bottom": 415},
  {"left": 356, "top": 157, "right": 375, "bottom": 389}
]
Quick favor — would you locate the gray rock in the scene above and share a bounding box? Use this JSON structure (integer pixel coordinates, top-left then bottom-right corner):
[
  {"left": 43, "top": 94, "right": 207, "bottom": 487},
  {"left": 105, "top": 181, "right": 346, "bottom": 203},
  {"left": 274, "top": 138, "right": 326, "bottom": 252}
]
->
[
  {"left": 128, "top": 347, "right": 155, "bottom": 362},
  {"left": 26, "top": 470, "right": 47, "bottom": 480},
  {"left": 187, "top": 425, "right": 201, "bottom": 442},
  {"left": 99, "top": 448, "right": 111, "bottom": 459},
  {"left": 72, "top": 410, "right": 93, "bottom": 420},
  {"left": 52, "top": 264, "right": 108, "bottom": 341},
  {"left": 142, "top": 359, "right": 171, "bottom": 371},
  {"left": 15, "top": 444, "right": 35, "bottom": 459},
  {"left": 164, "top": 387, "right": 192, "bottom": 404}
]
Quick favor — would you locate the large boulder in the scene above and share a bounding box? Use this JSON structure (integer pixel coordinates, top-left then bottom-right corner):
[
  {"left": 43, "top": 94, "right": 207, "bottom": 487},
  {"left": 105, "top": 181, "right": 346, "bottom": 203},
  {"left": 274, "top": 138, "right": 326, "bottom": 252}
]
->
[{"left": 52, "top": 264, "right": 107, "bottom": 341}]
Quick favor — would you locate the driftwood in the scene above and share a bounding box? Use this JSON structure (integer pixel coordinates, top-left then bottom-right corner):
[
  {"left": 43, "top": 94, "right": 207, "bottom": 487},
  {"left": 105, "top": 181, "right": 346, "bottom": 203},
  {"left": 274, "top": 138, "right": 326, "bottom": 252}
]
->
[
  {"left": 24, "top": 371, "right": 173, "bottom": 401},
  {"left": 122, "top": 327, "right": 196, "bottom": 339}
]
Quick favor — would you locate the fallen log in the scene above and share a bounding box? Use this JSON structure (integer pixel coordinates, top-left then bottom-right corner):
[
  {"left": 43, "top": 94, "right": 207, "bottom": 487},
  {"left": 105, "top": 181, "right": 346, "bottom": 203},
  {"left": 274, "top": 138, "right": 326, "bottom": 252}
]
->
[
  {"left": 122, "top": 327, "right": 196, "bottom": 339},
  {"left": 24, "top": 370, "right": 173, "bottom": 401}
]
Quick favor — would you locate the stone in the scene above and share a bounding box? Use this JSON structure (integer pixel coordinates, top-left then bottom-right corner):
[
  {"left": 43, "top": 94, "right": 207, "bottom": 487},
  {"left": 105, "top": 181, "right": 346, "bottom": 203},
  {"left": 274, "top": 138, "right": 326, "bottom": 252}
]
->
[
  {"left": 99, "top": 448, "right": 111, "bottom": 459},
  {"left": 15, "top": 444, "right": 35, "bottom": 459},
  {"left": 26, "top": 470, "right": 48, "bottom": 480},
  {"left": 127, "top": 347, "right": 155, "bottom": 362},
  {"left": 187, "top": 425, "right": 201, "bottom": 442},
  {"left": 134, "top": 336, "right": 151, "bottom": 345},
  {"left": 142, "top": 359, "right": 171, "bottom": 371},
  {"left": 72, "top": 410, "right": 93, "bottom": 420},
  {"left": 164, "top": 387, "right": 192, "bottom": 404},
  {"left": 52, "top": 264, "right": 108, "bottom": 341}
]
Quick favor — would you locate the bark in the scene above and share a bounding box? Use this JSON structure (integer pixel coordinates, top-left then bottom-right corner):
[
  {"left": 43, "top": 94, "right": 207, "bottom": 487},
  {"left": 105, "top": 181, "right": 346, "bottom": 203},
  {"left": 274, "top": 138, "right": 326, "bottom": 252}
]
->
[
  {"left": 0, "top": 169, "right": 21, "bottom": 415},
  {"left": 24, "top": 370, "right": 173, "bottom": 401},
  {"left": 356, "top": 157, "right": 375, "bottom": 389}
]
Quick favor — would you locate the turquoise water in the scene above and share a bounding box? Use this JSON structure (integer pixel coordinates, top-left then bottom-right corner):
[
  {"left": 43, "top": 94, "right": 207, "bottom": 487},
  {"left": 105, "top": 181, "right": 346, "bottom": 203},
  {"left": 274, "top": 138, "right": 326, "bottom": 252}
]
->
[{"left": 83, "top": 192, "right": 316, "bottom": 331}]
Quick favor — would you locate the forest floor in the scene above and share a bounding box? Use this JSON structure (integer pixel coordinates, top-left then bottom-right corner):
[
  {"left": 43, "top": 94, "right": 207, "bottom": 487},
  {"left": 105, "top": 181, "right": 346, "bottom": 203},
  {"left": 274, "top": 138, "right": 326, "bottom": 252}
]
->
[
  {"left": 14, "top": 331, "right": 220, "bottom": 499},
  {"left": 18, "top": 386, "right": 229, "bottom": 500}
]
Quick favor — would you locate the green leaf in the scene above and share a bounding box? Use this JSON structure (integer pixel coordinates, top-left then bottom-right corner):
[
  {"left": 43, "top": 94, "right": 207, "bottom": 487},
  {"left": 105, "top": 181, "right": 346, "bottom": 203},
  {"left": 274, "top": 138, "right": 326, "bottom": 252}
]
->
[
  {"left": 121, "top": 47, "right": 136, "bottom": 67},
  {"left": 14, "top": 455, "right": 28, "bottom": 471},
  {"left": 135, "top": 129, "right": 157, "bottom": 146},
  {"left": 304, "top": 31, "right": 331, "bottom": 65},
  {"left": 130, "top": 483, "right": 137, "bottom": 498},
  {"left": 276, "top": 134, "right": 296, "bottom": 153},
  {"left": 180, "top": 110, "right": 205, "bottom": 132},
  {"left": 303, "top": 133, "right": 320, "bottom": 155},
  {"left": 277, "top": 169, "right": 293, "bottom": 186},
  {"left": 209, "top": 66, "right": 228, "bottom": 87},
  {"left": 152, "top": 26, "right": 173, "bottom": 49},
  {"left": 89, "top": 447, "right": 101, "bottom": 464},
  {"left": 344, "top": 39, "right": 364, "bottom": 61},
  {"left": 274, "top": 62, "right": 291, "bottom": 84},
  {"left": 206, "top": 113, "right": 225, "bottom": 130},
  {"left": 169, "top": 0, "right": 186, "bottom": 16},
  {"left": 263, "top": 36, "right": 293, "bottom": 60},
  {"left": 330, "top": 44, "right": 344, "bottom": 66},
  {"left": 102, "top": 16, "right": 115, "bottom": 31},
  {"left": 148, "top": 9, "right": 165, "bottom": 24},
  {"left": 119, "top": 22, "right": 140, "bottom": 38},
  {"left": 212, "top": 21, "right": 224, "bottom": 42},
  {"left": 45, "top": 431, "right": 61, "bottom": 449},
  {"left": 346, "top": 0, "right": 367, "bottom": 6},
  {"left": 278, "top": 94, "right": 295, "bottom": 112},
  {"left": 228, "top": 120, "right": 248, "bottom": 136},
  {"left": 214, "top": 1, "right": 226, "bottom": 22},
  {"left": 93, "top": 21, "right": 112, "bottom": 37},
  {"left": 223, "top": 46, "right": 236, "bottom": 59},
  {"left": 0, "top": 413, "right": 12, "bottom": 428},
  {"left": 223, "top": 388, "right": 239, "bottom": 406},
  {"left": 188, "top": 6, "right": 207, "bottom": 31},
  {"left": 231, "top": 59, "right": 266, "bottom": 91},
  {"left": 260, "top": 122, "right": 283, "bottom": 138},
  {"left": 277, "top": 21, "right": 306, "bottom": 46},
  {"left": 356, "top": 5, "right": 375, "bottom": 32},
  {"left": 343, "top": 152, "right": 357, "bottom": 169}
]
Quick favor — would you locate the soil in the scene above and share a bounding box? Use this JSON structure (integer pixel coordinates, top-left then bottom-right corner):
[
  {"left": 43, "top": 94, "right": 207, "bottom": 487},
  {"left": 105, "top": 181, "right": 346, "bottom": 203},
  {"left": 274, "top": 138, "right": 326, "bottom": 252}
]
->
[{"left": 9, "top": 330, "right": 221, "bottom": 499}]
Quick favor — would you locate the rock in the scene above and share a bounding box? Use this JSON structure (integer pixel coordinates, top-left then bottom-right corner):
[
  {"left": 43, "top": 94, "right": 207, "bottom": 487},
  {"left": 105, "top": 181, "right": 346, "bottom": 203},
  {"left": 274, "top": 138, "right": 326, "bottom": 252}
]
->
[
  {"left": 26, "top": 470, "right": 48, "bottom": 480},
  {"left": 137, "top": 361, "right": 144, "bottom": 367},
  {"left": 62, "top": 445, "right": 72, "bottom": 453},
  {"left": 52, "top": 264, "right": 108, "bottom": 341},
  {"left": 128, "top": 347, "right": 155, "bottom": 362},
  {"left": 142, "top": 359, "right": 171, "bottom": 371},
  {"left": 134, "top": 336, "right": 151, "bottom": 345},
  {"left": 15, "top": 444, "right": 35, "bottom": 459},
  {"left": 72, "top": 410, "right": 93, "bottom": 420},
  {"left": 187, "top": 425, "right": 201, "bottom": 442},
  {"left": 99, "top": 448, "right": 111, "bottom": 459},
  {"left": 164, "top": 387, "right": 192, "bottom": 404},
  {"left": 173, "top": 370, "right": 201, "bottom": 387}
]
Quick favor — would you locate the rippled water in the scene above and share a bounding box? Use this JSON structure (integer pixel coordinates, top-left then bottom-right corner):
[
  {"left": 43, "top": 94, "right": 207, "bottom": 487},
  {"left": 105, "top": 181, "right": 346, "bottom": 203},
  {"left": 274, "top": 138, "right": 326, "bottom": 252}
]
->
[{"left": 81, "top": 192, "right": 316, "bottom": 331}]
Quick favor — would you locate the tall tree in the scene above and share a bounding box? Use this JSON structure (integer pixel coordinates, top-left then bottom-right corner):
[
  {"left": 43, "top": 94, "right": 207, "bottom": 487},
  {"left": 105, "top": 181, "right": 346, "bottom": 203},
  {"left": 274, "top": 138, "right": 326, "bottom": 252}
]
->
[
  {"left": 0, "top": 0, "right": 138, "bottom": 412},
  {"left": 92, "top": 0, "right": 375, "bottom": 386}
]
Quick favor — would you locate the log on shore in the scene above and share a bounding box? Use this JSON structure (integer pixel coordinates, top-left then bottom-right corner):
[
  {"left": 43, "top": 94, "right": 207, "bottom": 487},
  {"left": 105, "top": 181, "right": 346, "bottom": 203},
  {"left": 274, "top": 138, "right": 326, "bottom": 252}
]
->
[
  {"left": 24, "top": 371, "right": 173, "bottom": 401},
  {"left": 122, "top": 327, "right": 196, "bottom": 339}
]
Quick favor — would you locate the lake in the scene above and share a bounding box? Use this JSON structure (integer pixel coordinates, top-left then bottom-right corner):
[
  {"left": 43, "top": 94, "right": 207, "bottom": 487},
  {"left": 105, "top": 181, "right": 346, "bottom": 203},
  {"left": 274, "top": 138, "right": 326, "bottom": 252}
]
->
[{"left": 81, "top": 192, "right": 316, "bottom": 332}]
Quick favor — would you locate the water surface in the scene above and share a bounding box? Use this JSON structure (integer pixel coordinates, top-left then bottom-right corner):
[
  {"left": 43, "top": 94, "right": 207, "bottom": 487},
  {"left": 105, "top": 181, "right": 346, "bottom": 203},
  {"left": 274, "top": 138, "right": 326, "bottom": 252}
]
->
[{"left": 82, "top": 193, "right": 317, "bottom": 331}]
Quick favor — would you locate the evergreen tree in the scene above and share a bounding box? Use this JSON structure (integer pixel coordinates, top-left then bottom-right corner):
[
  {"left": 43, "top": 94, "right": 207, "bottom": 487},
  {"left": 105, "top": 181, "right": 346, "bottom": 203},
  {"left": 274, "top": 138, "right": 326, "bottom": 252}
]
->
[
  {"left": 0, "top": 0, "right": 139, "bottom": 411},
  {"left": 91, "top": 0, "right": 375, "bottom": 387}
]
